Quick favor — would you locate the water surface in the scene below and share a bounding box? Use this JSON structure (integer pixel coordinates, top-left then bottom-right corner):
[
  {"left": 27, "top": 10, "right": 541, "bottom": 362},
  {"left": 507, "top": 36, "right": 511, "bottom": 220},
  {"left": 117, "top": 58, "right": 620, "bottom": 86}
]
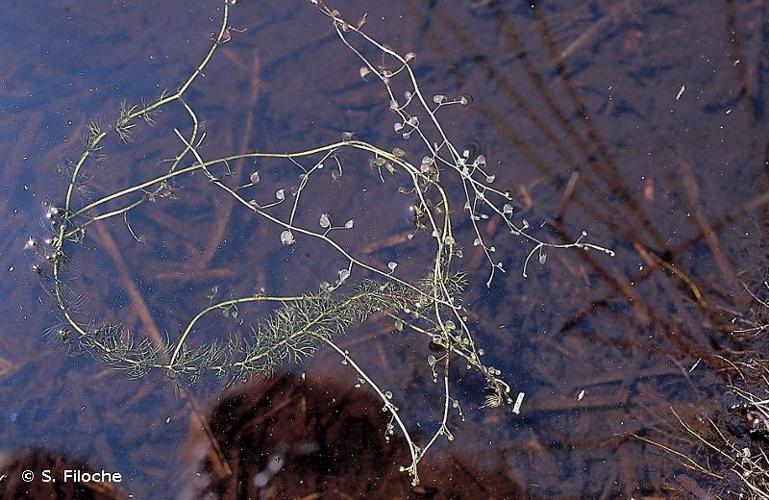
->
[{"left": 1, "top": 1, "right": 767, "bottom": 498}]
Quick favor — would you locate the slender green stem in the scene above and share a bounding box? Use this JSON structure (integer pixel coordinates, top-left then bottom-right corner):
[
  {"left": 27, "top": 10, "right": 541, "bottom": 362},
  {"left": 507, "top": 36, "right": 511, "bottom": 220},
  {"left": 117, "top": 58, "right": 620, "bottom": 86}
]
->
[{"left": 167, "top": 295, "right": 304, "bottom": 370}]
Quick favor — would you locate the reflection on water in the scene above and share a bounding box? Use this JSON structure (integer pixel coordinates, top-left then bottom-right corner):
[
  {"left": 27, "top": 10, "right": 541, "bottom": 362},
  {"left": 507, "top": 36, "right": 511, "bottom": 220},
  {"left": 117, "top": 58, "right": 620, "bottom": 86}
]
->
[{"left": 2, "top": 0, "right": 769, "bottom": 498}]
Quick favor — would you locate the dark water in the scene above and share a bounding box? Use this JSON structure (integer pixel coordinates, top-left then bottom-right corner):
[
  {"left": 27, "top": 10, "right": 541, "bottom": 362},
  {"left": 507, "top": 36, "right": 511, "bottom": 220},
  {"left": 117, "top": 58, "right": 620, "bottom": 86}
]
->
[{"left": 2, "top": 0, "right": 768, "bottom": 498}]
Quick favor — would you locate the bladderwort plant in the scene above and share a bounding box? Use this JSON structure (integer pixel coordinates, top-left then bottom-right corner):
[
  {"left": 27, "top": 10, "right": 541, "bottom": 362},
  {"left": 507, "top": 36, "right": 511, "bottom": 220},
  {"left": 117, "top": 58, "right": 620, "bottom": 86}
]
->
[{"left": 37, "top": 0, "right": 613, "bottom": 485}]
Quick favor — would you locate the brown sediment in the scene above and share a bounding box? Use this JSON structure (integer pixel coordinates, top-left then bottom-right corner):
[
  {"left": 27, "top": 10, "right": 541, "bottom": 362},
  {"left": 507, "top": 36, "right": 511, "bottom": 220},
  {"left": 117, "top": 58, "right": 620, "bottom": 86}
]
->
[{"left": 189, "top": 373, "right": 529, "bottom": 499}]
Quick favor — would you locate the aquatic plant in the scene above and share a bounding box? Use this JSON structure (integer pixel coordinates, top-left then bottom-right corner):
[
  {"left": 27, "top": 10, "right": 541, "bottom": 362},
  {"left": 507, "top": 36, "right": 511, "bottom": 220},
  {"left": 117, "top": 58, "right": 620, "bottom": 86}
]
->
[
  {"left": 634, "top": 354, "right": 769, "bottom": 499},
  {"left": 37, "top": 0, "right": 612, "bottom": 484}
]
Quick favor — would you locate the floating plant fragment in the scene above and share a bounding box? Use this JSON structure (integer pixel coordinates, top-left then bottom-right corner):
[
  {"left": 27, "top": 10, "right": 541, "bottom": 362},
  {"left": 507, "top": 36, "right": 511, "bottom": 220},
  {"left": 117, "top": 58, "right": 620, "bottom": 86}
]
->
[{"left": 280, "top": 230, "right": 295, "bottom": 246}]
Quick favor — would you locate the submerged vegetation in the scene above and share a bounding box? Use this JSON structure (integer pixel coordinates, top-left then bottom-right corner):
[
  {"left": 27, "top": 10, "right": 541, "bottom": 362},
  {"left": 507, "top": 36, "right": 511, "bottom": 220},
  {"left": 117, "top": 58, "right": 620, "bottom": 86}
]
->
[
  {"left": 35, "top": 0, "right": 612, "bottom": 484},
  {"left": 635, "top": 359, "right": 769, "bottom": 499},
  {"left": 633, "top": 282, "right": 769, "bottom": 498}
]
